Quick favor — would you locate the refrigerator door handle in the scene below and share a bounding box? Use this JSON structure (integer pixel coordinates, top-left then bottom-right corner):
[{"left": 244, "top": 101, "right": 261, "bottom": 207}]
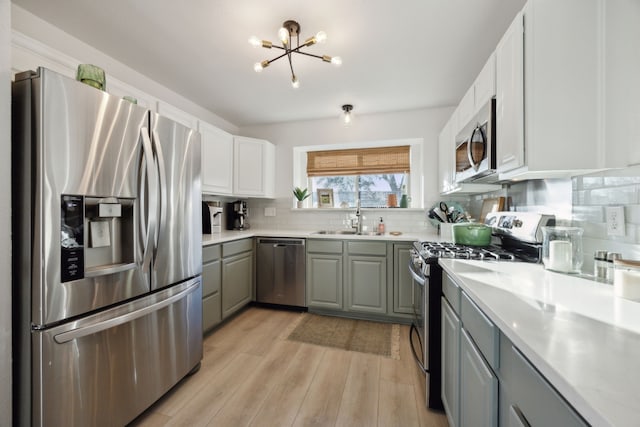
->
[
  {"left": 151, "top": 129, "right": 167, "bottom": 256},
  {"left": 140, "top": 127, "right": 157, "bottom": 272},
  {"left": 54, "top": 280, "right": 200, "bottom": 344}
]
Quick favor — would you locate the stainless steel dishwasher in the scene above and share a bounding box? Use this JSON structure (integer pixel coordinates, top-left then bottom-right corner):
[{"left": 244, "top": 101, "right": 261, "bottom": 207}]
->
[{"left": 256, "top": 238, "right": 306, "bottom": 308}]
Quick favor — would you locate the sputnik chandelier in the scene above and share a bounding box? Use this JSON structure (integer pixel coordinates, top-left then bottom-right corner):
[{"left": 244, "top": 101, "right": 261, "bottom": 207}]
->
[{"left": 249, "top": 20, "right": 342, "bottom": 88}]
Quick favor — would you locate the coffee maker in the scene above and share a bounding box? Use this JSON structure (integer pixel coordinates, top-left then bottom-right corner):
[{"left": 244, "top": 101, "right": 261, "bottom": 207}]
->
[
  {"left": 202, "top": 202, "right": 223, "bottom": 234},
  {"left": 226, "top": 200, "right": 249, "bottom": 230}
]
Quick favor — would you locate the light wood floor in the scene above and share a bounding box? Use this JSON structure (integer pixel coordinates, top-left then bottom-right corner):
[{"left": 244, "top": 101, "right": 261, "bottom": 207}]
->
[{"left": 129, "top": 307, "right": 449, "bottom": 427}]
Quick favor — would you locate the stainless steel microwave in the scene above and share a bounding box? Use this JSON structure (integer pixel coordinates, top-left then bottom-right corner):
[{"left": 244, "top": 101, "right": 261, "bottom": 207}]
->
[{"left": 454, "top": 99, "right": 497, "bottom": 183}]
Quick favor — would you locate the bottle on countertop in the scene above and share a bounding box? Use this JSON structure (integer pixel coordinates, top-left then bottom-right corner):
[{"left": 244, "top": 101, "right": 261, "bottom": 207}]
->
[
  {"left": 378, "top": 217, "right": 385, "bottom": 234},
  {"left": 607, "top": 252, "right": 622, "bottom": 283},
  {"left": 594, "top": 250, "right": 608, "bottom": 280}
]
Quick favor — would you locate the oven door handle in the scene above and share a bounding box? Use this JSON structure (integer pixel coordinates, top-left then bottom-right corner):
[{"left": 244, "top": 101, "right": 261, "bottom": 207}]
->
[
  {"left": 409, "top": 323, "right": 428, "bottom": 374},
  {"left": 408, "top": 261, "right": 426, "bottom": 286}
]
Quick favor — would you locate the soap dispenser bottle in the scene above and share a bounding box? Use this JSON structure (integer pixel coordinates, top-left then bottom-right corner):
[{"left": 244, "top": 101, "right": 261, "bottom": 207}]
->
[{"left": 377, "top": 217, "right": 385, "bottom": 234}]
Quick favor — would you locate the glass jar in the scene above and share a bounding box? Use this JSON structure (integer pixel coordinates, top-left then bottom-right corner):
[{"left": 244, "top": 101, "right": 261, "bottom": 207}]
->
[
  {"left": 613, "top": 259, "right": 640, "bottom": 301},
  {"left": 541, "top": 226, "right": 583, "bottom": 274}
]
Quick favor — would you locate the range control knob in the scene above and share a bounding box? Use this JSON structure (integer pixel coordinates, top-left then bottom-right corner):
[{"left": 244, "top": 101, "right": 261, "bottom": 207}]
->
[{"left": 513, "top": 219, "right": 523, "bottom": 228}]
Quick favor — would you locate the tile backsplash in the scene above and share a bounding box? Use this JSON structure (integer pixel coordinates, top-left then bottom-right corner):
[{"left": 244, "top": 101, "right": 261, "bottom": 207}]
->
[
  {"left": 211, "top": 165, "right": 640, "bottom": 274},
  {"left": 246, "top": 198, "right": 430, "bottom": 234},
  {"left": 572, "top": 166, "right": 640, "bottom": 272}
]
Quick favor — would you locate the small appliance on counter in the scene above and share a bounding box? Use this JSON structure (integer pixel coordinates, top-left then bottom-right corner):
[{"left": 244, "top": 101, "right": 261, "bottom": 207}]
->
[
  {"left": 202, "top": 201, "right": 223, "bottom": 234},
  {"left": 227, "top": 200, "right": 249, "bottom": 230}
]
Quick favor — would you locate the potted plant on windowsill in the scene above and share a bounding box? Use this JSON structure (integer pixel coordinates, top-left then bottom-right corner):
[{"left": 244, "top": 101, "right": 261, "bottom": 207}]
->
[{"left": 293, "top": 187, "right": 310, "bottom": 208}]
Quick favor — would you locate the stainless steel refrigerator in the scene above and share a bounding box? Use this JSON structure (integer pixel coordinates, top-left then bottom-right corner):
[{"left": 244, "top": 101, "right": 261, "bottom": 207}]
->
[{"left": 12, "top": 67, "right": 203, "bottom": 426}]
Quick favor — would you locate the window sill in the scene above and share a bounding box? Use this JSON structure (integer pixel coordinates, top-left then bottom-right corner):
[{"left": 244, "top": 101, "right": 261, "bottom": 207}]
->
[{"left": 290, "top": 207, "right": 424, "bottom": 212}]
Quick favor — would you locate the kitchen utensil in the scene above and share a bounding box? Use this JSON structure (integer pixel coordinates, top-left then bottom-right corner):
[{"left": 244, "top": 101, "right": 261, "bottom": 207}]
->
[
  {"left": 479, "top": 197, "right": 505, "bottom": 223},
  {"left": 429, "top": 207, "right": 446, "bottom": 223},
  {"left": 452, "top": 223, "right": 492, "bottom": 246},
  {"left": 439, "top": 202, "right": 449, "bottom": 220}
]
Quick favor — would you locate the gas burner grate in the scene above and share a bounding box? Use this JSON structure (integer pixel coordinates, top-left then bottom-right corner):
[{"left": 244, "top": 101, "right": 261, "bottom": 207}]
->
[{"left": 416, "top": 241, "right": 519, "bottom": 261}]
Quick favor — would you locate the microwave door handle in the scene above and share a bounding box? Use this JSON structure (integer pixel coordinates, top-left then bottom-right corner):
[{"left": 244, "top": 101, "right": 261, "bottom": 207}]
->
[{"left": 467, "top": 125, "right": 487, "bottom": 171}]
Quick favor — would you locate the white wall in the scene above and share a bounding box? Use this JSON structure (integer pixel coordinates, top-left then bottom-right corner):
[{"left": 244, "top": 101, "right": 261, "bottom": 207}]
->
[
  {"left": 11, "top": 5, "right": 239, "bottom": 134},
  {"left": 1, "top": 0, "right": 12, "bottom": 423},
  {"left": 239, "top": 106, "right": 454, "bottom": 208}
]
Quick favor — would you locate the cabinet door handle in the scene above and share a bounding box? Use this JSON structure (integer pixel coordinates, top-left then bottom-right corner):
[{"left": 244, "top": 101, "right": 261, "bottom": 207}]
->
[{"left": 509, "top": 404, "right": 530, "bottom": 427}]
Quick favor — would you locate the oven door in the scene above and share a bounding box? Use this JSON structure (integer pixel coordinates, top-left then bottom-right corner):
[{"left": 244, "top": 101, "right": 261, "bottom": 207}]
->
[{"left": 408, "top": 255, "right": 427, "bottom": 374}]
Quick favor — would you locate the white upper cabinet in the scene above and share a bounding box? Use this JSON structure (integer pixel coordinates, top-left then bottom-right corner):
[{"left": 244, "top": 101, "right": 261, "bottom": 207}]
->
[
  {"left": 602, "top": 0, "right": 640, "bottom": 168},
  {"left": 474, "top": 52, "right": 496, "bottom": 114},
  {"left": 496, "top": 0, "right": 606, "bottom": 180},
  {"left": 495, "top": 11, "right": 525, "bottom": 174},
  {"left": 457, "top": 86, "right": 476, "bottom": 133},
  {"left": 456, "top": 53, "right": 496, "bottom": 136},
  {"left": 233, "top": 136, "right": 275, "bottom": 198},
  {"left": 200, "top": 122, "right": 234, "bottom": 195}
]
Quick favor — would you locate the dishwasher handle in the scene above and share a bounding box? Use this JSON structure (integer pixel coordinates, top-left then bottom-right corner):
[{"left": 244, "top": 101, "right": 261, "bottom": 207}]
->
[{"left": 258, "top": 238, "right": 305, "bottom": 246}]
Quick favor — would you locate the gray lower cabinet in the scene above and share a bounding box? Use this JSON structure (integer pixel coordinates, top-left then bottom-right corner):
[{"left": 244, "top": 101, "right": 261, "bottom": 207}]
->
[
  {"left": 443, "top": 272, "right": 588, "bottom": 427},
  {"left": 393, "top": 243, "right": 413, "bottom": 314},
  {"left": 460, "top": 328, "right": 498, "bottom": 427},
  {"left": 345, "top": 241, "right": 387, "bottom": 314},
  {"left": 307, "top": 253, "right": 343, "bottom": 309},
  {"left": 221, "top": 239, "right": 253, "bottom": 319},
  {"left": 498, "top": 333, "right": 587, "bottom": 427},
  {"left": 202, "top": 244, "right": 222, "bottom": 333},
  {"left": 346, "top": 254, "right": 386, "bottom": 314},
  {"left": 306, "top": 239, "right": 412, "bottom": 319},
  {"left": 306, "top": 239, "right": 344, "bottom": 310},
  {"left": 442, "top": 296, "right": 461, "bottom": 427}
]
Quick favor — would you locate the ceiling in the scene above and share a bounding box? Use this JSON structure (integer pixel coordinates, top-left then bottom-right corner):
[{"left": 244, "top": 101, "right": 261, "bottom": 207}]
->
[{"left": 13, "top": 0, "right": 526, "bottom": 127}]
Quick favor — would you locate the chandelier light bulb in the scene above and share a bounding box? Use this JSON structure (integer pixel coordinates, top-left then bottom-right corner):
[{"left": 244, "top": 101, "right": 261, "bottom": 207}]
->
[
  {"left": 291, "top": 76, "right": 300, "bottom": 89},
  {"left": 248, "top": 36, "right": 261, "bottom": 47},
  {"left": 315, "top": 31, "right": 327, "bottom": 44},
  {"left": 254, "top": 61, "right": 269, "bottom": 72},
  {"left": 331, "top": 56, "right": 342, "bottom": 66},
  {"left": 278, "top": 27, "right": 289, "bottom": 45}
]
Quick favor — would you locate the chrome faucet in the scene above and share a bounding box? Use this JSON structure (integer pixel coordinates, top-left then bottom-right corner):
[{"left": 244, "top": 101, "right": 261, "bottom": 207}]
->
[{"left": 350, "top": 199, "right": 363, "bottom": 234}]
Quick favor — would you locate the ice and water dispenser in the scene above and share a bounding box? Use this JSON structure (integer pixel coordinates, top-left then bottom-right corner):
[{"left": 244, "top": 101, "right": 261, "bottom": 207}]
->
[{"left": 60, "top": 194, "right": 135, "bottom": 283}]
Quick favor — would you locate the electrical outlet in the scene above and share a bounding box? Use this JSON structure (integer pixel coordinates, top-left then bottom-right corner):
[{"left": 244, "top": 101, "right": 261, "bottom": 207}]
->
[
  {"left": 264, "top": 207, "right": 276, "bottom": 217},
  {"left": 605, "top": 206, "right": 625, "bottom": 236}
]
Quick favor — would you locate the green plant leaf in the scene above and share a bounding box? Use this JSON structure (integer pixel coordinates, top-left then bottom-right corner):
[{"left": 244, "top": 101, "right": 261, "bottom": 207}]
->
[{"left": 293, "top": 187, "right": 310, "bottom": 201}]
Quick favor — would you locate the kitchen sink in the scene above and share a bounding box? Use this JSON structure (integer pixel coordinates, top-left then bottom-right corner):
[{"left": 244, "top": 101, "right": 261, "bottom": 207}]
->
[{"left": 312, "top": 230, "right": 383, "bottom": 236}]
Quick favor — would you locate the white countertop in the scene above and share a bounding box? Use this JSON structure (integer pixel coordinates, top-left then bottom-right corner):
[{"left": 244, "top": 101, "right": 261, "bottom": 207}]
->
[
  {"left": 202, "top": 228, "right": 439, "bottom": 246},
  {"left": 439, "top": 259, "right": 640, "bottom": 427}
]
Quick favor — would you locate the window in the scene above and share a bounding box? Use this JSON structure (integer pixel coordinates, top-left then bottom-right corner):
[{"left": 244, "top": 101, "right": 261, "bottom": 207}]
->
[{"left": 306, "top": 146, "right": 410, "bottom": 208}]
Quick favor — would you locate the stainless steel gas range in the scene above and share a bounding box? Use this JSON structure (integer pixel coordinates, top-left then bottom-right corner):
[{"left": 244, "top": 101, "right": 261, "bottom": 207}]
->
[{"left": 408, "top": 211, "right": 555, "bottom": 410}]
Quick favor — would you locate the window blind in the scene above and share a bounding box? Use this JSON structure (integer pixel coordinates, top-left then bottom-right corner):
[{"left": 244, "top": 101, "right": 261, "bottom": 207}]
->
[{"left": 307, "top": 146, "right": 410, "bottom": 177}]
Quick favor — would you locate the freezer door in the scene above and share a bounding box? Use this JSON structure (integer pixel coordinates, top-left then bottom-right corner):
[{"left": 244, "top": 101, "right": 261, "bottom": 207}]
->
[
  {"left": 150, "top": 112, "right": 202, "bottom": 289},
  {"left": 12, "top": 68, "right": 151, "bottom": 325},
  {"left": 30, "top": 278, "right": 203, "bottom": 427}
]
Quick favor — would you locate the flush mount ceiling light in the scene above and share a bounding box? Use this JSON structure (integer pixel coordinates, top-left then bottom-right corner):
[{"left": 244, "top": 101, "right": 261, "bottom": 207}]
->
[
  {"left": 249, "top": 20, "right": 342, "bottom": 89},
  {"left": 341, "top": 104, "right": 354, "bottom": 125}
]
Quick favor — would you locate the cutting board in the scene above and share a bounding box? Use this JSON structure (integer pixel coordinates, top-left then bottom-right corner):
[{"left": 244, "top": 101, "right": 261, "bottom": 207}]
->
[{"left": 479, "top": 197, "right": 505, "bottom": 223}]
